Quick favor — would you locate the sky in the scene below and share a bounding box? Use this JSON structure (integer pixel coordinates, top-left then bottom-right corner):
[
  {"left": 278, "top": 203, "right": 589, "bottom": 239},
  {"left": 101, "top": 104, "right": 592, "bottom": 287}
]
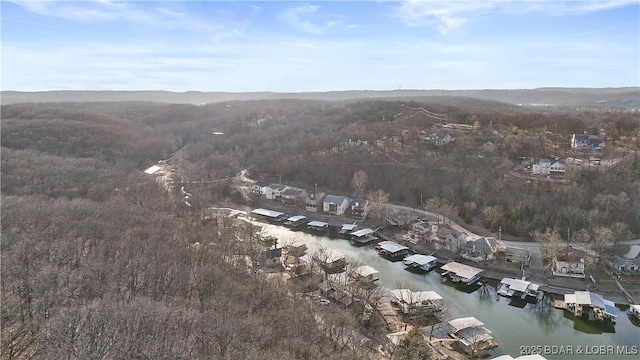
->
[{"left": 2, "top": 0, "right": 639, "bottom": 92}]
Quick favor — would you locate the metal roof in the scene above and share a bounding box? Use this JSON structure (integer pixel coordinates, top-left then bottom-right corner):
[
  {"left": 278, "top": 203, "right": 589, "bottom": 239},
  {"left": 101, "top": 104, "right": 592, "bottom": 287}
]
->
[
  {"left": 144, "top": 165, "right": 162, "bottom": 174},
  {"left": 350, "top": 228, "right": 376, "bottom": 237},
  {"left": 307, "top": 220, "right": 329, "bottom": 227},
  {"left": 449, "top": 317, "right": 485, "bottom": 332},
  {"left": 286, "top": 215, "right": 307, "bottom": 222},
  {"left": 404, "top": 254, "right": 438, "bottom": 266},
  {"left": 341, "top": 223, "right": 358, "bottom": 231},
  {"left": 251, "top": 208, "right": 285, "bottom": 218},
  {"left": 354, "top": 265, "right": 379, "bottom": 277},
  {"left": 377, "top": 241, "right": 409, "bottom": 253},
  {"left": 564, "top": 291, "right": 616, "bottom": 317},
  {"left": 441, "top": 262, "right": 484, "bottom": 280},
  {"left": 390, "top": 289, "right": 443, "bottom": 303},
  {"left": 500, "top": 278, "right": 540, "bottom": 293},
  {"left": 324, "top": 195, "right": 349, "bottom": 204}
]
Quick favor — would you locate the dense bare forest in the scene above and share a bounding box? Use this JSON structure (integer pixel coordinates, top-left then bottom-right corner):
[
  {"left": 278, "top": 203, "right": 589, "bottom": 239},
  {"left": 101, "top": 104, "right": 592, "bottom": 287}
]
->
[{"left": 2, "top": 99, "right": 639, "bottom": 359}]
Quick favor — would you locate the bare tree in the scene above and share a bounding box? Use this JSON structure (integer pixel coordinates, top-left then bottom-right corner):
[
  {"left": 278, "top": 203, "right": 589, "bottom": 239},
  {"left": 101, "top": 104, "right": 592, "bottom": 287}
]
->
[
  {"left": 367, "top": 189, "right": 391, "bottom": 225},
  {"left": 530, "top": 228, "right": 564, "bottom": 269},
  {"left": 350, "top": 170, "right": 369, "bottom": 197},
  {"left": 593, "top": 226, "right": 615, "bottom": 260},
  {"left": 427, "top": 300, "right": 451, "bottom": 342}
]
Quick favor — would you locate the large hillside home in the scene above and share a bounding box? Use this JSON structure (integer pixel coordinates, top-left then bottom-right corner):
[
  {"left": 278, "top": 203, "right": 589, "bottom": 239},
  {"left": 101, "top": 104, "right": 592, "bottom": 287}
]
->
[
  {"left": 571, "top": 134, "right": 601, "bottom": 149},
  {"left": 532, "top": 158, "right": 566, "bottom": 176}
]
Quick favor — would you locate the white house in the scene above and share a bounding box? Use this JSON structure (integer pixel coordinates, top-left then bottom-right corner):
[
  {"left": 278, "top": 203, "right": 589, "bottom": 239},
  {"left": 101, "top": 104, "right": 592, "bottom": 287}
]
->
[
  {"left": 251, "top": 181, "right": 270, "bottom": 195},
  {"left": 532, "top": 158, "right": 566, "bottom": 176},
  {"left": 323, "top": 195, "right": 351, "bottom": 215},
  {"left": 265, "top": 184, "right": 287, "bottom": 200}
]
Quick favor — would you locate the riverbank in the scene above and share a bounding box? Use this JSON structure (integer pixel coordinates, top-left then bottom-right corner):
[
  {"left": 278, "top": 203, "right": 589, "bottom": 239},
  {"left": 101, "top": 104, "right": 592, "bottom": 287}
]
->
[{"left": 223, "top": 197, "right": 640, "bottom": 305}]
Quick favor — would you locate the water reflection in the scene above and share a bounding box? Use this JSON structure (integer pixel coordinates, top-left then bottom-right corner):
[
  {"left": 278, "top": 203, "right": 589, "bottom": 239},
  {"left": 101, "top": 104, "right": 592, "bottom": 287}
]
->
[{"left": 247, "top": 218, "right": 639, "bottom": 359}]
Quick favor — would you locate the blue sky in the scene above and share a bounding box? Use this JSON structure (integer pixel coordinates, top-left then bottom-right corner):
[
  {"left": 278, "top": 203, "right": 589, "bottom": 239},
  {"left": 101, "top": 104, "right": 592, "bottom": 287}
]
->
[{"left": 2, "top": 0, "right": 639, "bottom": 92}]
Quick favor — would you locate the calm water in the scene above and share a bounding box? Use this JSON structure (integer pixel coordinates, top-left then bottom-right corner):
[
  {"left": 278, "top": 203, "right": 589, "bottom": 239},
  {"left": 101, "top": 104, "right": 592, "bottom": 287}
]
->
[{"left": 254, "top": 221, "right": 639, "bottom": 360}]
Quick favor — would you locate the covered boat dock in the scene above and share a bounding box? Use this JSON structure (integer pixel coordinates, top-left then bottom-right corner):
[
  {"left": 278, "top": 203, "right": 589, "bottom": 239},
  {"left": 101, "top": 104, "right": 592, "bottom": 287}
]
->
[
  {"left": 349, "top": 228, "right": 378, "bottom": 245},
  {"left": 403, "top": 254, "right": 439, "bottom": 272},
  {"left": 376, "top": 241, "right": 410, "bottom": 261},
  {"left": 440, "top": 262, "right": 483, "bottom": 285}
]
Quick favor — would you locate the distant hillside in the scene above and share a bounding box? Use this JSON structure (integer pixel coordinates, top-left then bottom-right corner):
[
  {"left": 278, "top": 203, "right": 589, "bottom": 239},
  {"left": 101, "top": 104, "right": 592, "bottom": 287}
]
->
[{"left": 2, "top": 87, "right": 639, "bottom": 108}]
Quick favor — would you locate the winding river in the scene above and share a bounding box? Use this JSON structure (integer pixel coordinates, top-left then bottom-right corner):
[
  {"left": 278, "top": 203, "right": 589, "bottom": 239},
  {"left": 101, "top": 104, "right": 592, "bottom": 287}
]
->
[{"left": 253, "top": 220, "right": 639, "bottom": 360}]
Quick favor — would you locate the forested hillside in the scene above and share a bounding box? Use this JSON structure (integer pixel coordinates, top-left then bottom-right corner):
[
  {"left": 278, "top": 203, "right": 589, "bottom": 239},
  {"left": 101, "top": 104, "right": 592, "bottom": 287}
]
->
[
  {"left": 1, "top": 103, "right": 379, "bottom": 359},
  {"left": 2, "top": 99, "right": 639, "bottom": 359}
]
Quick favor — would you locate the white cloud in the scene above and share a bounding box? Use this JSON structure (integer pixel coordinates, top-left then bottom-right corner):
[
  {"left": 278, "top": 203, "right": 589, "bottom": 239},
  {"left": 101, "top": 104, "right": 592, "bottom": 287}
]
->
[
  {"left": 394, "top": 1, "right": 495, "bottom": 33},
  {"left": 281, "top": 4, "right": 340, "bottom": 35},
  {"left": 7, "top": 0, "right": 240, "bottom": 34},
  {"left": 394, "top": 0, "right": 638, "bottom": 33}
]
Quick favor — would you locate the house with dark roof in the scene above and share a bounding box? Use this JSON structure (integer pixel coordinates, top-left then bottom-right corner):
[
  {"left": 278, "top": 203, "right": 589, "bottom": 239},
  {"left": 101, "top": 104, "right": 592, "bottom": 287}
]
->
[
  {"left": 460, "top": 237, "right": 498, "bottom": 262},
  {"left": 571, "top": 134, "right": 601, "bottom": 149},
  {"left": 265, "top": 184, "right": 287, "bottom": 200},
  {"left": 607, "top": 255, "right": 640, "bottom": 274},
  {"left": 323, "top": 195, "right": 351, "bottom": 215},
  {"left": 280, "top": 187, "right": 307, "bottom": 207},
  {"left": 251, "top": 180, "right": 270, "bottom": 195},
  {"left": 349, "top": 198, "right": 369, "bottom": 219}
]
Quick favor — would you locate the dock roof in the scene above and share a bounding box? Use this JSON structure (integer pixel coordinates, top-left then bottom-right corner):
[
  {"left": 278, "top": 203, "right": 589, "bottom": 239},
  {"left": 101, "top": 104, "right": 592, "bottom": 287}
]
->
[
  {"left": 251, "top": 208, "right": 285, "bottom": 218},
  {"left": 404, "top": 254, "right": 438, "bottom": 266},
  {"left": 354, "top": 265, "right": 379, "bottom": 277},
  {"left": 341, "top": 223, "right": 358, "bottom": 231},
  {"left": 377, "top": 241, "right": 409, "bottom": 253},
  {"left": 500, "top": 278, "right": 540, "bottom": 292},
  {"left": 448, "top": 317, "right": 485, "bottom": 332},
  {"left": 308, "top": 220, "right": 329, "bottom": 227},
  {"left": 564, "top": 291, "right": 617, "bottom": 317},
  {"left": 350, "top": 228, "right": 376, "bottom": 237},
  {"left": 390, "top": 289, "right": 443, "bottom": 303},
  {"left": 441, "top": 262, "right": 483, "bottom": 280},
  {"left": 286, "top": 215, "right": 307, "bottom": 222}
]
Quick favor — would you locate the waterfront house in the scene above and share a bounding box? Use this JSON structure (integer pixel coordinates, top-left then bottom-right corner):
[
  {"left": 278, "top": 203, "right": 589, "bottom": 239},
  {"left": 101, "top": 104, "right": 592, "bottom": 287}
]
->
[
  {"left": 437, "top": 317, "right": 497, "bottom": 355},
  {"left": 497, "top": 278, "right": 543, "bottom": 300},
  {"left": 323, "top": 195, "right": 351, "bottom": 215},
  {"left": 562, "top": 291, "right": 617, "bottom": 323},
  {"left": 265, "top": 184, "right": 287, "bottom": 200},
  {"left": 553, "top": 258, "right": 585, "bottom": 278},
  {"left": 281, "top": 187, "right": 307, "bottom": 207},
  {"left": 403, "top": 254, "right": 439, "bottom": 272},
  {"left": 607, "top": 255, "right": 640, "bottom": 274},
  {"left": 350, "top": 265, "right": 380, "bottom": 284},
  {"left": 319, "top": 248, "right": 347, "bottom": 274},
  {"left": 349, "top": 198, "right": 369, "bottom": 219},
  {"left": 305, "top": 192, "right": 325, "bottom": 212},
  {"left": 251, "top": 180, "right": 269, "bottom": 195},
  {"left": 376, "top": 241, "right": 410, "bottom": 261},
  {"left": 389, "top": 289, "right": 443, "bottom": 314},
  {"left": 440, "top": 262, "right": 483, "bottom": 285},
  {"left": 460, "top": 237, "right": 498, "bottom": 262},
  {"left": 319, "top": 279, "right": 352, "bottom": 306}
]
